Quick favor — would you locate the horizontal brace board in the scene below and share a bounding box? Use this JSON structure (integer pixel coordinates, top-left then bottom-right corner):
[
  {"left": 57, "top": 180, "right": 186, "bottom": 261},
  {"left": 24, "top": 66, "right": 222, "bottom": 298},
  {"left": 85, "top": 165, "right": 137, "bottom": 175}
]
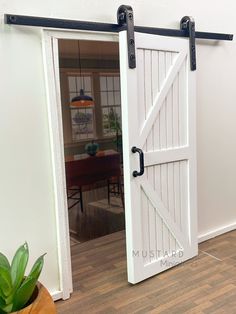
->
[
  {"left": 5, "top": 14, "right": 233, "bottom": 41},
  {"left": 144, "top": 147, "right": 190, "bottom": 167}
]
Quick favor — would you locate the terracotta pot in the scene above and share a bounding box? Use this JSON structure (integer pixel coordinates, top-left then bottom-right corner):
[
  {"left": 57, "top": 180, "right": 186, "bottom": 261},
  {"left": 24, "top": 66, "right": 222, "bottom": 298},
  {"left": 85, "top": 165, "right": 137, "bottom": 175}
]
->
[{"left": 12, "top": 282, "right": 56, "bottom": 314}]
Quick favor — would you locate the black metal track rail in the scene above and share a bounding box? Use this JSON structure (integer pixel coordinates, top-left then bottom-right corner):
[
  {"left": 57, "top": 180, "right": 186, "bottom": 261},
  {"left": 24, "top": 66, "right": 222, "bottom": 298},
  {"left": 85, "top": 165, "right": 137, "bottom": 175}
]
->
[{"left": 5, "top": 14, "right": 233, "bottom": 41}]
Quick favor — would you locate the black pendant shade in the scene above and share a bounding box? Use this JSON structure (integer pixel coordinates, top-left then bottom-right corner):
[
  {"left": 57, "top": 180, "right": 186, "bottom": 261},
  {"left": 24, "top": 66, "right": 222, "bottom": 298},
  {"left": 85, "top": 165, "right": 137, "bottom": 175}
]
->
[{"left": 70, "top": 89, "right": 95, "bottom": 107}]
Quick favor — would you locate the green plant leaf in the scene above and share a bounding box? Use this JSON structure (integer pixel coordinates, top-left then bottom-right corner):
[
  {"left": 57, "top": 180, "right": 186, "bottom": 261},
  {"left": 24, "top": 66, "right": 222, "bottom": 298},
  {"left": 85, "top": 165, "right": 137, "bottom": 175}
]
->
[
  {"left": 0, "top": 295, "right": 6, "bottom": 309},
  {"left": 0, "top": 270, "right": 13, "bottom": 313},
  {"left": 0, "top": 254, "right": 10, "bottom": 271},
  {"left": 11, "top": 253, "right": 45, "bottom": 312},
  {"left": 1, "top": 303, "right": 13, "bottom": 313},
  {"left": 0, "top": 267, "right": 14, "bottom": 313},
  {"left": 0, "top": 266, "right": 12, "bottom": 298},
  {"left": 27, "top": 254, "right": 45, "bottom": 280},
  {"left": 0, "top": 286, "right": 5, "bottom": 300},
  {"left": 10, "top": 243, "right": 29, "bottom": 291},
  {"left": 11, "top": 276, "right": 37, "bottom": 312}
]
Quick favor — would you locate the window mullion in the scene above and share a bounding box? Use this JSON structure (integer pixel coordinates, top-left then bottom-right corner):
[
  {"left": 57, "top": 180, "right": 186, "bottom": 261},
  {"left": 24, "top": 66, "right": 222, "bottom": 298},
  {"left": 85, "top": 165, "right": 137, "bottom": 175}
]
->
[{"left": 93, "top": 72, "right": 103, "bottom": 139}]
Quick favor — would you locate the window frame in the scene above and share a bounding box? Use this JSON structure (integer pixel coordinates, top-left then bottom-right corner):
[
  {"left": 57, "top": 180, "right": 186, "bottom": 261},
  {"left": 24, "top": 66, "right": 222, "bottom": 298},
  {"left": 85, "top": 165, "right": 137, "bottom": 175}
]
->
[
  {"left": 99, "top": 72, "right": 121, "bottom": 138},
  {"left": 67, "top": 72, "right": 96, "bottom": 142},
  {"left": 61, "top": 69, "right": 121, "bottom": 144}
]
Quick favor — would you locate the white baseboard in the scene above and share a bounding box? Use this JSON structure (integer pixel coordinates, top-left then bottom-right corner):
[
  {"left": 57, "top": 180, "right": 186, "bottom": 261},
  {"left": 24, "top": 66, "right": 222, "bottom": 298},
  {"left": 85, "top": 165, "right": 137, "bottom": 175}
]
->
[
  {"left": 198, "top": 222, "right": 236, "bottom": 243},
  {"left": 51, "top": 290, "right": 63, "bottom": 301},
  {"left": 51, "top": 289, "right": 72, "bottom": 301}
]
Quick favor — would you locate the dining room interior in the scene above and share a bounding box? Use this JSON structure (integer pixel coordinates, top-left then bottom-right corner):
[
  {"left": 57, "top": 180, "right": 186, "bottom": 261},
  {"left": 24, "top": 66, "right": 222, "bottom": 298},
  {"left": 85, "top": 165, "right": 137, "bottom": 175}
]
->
[{"left": 58, "top": 38, "right": 125, "bottom": 248}]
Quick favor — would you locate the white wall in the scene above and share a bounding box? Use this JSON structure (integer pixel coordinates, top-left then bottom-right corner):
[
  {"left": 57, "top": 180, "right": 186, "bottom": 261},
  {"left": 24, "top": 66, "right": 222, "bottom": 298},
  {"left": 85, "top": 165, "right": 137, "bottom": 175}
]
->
[
  {"left": 0, "top": 25, "right": 60, "bottom": 293},
  {"left": 1, "top": 0, "right": 236, "bottom": 294}
]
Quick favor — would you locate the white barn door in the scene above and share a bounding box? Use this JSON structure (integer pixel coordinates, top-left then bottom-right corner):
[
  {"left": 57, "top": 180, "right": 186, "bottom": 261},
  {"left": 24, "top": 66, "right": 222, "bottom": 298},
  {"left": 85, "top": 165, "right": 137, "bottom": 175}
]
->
[{"left": 119, "top": 31, "right": 198, "bottom": 284}]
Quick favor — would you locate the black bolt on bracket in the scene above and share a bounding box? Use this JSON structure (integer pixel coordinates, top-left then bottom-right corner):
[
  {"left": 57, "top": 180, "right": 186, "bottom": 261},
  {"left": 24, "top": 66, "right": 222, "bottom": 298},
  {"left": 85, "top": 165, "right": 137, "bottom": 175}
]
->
[
  {"left": 117, "top": 5, "right": 136, "bottom": 69},
  {"left": 180, "top": 16, "right": 196, "bottom": 71}
]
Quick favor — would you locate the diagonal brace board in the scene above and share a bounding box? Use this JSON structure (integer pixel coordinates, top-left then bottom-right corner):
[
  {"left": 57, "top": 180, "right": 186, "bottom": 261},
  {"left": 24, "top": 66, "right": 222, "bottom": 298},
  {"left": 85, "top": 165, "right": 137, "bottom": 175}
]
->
[
  {"left": 138, "top": 50, "right": 187, "bottom": 148},
  {"left": 141, "top": 179, "right": 189, "bottom": 250}
]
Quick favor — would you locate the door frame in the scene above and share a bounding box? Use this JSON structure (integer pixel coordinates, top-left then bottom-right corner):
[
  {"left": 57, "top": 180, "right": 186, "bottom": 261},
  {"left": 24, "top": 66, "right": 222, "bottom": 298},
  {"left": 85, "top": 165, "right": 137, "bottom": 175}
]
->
[{"left": 42, "top": 29, "right": 119, "bottom": 300}]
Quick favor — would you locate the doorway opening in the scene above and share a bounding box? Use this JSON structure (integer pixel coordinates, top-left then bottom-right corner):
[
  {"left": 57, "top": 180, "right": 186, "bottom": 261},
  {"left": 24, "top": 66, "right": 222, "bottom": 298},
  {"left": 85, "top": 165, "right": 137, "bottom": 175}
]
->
[{"left": 57, "top": 38, "right": 126, "bottom": 289}]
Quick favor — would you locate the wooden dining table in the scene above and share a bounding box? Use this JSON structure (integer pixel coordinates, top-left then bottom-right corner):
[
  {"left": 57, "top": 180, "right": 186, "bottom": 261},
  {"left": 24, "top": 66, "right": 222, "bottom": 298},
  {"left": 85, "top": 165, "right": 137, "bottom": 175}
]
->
[
  {"left": 65, "top": 150, "right": 122, "bottom": 211},
  {"left": 65, "top": 149, "right": 121, "bottom": 186}
]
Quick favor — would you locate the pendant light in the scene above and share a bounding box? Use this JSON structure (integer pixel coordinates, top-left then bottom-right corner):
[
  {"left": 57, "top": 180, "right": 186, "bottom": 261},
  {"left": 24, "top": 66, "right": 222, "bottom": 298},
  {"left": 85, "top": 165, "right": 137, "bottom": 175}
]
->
[{"left": 70, "top": 40, "right": 95, "bottom": 107}]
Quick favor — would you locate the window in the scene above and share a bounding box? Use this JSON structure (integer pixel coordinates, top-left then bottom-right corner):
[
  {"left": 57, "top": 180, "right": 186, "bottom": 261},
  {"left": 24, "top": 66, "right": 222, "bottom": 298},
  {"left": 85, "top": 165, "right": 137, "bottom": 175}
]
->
[
  {"left": 68, "top": 74, "right": 95, "bottom": 141},
  {"left": 100, "top": 75, "right": 121, "bottom": 137},
  {"left": 67, "top": 73, "right": 121, "bottom": 142}
]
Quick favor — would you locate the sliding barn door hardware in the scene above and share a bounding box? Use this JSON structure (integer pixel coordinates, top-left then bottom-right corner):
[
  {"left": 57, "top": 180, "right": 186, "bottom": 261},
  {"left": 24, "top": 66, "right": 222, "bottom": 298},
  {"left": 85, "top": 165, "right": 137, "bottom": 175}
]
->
[
  {"left": 117, "top": 5, "right": 136, "bottom": 69},
  {"left": 180, "top": 16, "right": 196, "bottom": 71},
  {"left": 5, "top": 5, "right": 233, "bottom": 71}
]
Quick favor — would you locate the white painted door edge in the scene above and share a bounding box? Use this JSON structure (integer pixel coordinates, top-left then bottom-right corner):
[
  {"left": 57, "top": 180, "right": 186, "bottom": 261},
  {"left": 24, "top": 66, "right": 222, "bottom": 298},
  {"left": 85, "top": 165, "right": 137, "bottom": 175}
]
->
[{"left": 41, "top": 29, "right": 118, "bottom": 300}]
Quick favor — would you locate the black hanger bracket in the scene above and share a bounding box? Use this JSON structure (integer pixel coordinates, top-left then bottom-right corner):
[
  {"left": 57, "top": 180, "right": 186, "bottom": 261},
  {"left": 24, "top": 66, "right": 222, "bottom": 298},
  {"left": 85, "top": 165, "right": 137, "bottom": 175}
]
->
[
  {"left": 117, "top": 5, "right": 136, "bottom": 69},
  {"left": 180, "top": 16, "right": 196, "bottom": 71}
]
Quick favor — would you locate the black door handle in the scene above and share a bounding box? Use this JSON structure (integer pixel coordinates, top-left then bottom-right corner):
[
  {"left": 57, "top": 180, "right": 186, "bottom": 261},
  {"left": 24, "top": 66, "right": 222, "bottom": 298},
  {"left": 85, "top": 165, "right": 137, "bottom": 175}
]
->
[{"left": 131, "top": 146, "right": 144, "bottom": 177}]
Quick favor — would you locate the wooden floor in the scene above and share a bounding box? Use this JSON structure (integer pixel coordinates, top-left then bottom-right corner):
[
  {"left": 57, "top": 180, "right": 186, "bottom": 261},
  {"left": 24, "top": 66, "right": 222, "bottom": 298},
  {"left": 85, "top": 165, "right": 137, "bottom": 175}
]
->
[
  {"left": 56, "top": 230, "right": 236, "bottom": 313},
  {"left": 68, "top": 186, "right": 125, "bottom": 242}
]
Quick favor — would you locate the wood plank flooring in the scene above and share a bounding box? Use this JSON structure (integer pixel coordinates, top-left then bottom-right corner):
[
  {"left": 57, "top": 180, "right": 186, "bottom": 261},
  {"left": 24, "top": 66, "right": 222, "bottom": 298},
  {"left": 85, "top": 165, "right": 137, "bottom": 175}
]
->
[
  {"left": 68, "top": 186, "right": 125, "bottom": 242},
  {"left": 56, "top": 230, "right": 236, "bottom": 313}
]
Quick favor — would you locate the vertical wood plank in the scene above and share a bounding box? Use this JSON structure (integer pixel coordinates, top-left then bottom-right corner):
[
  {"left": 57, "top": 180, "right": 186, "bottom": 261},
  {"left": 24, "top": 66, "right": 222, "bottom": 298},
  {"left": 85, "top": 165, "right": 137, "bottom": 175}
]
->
[
  {"left": 159, "top": 51, "right": 167, "bottom": 151},
  {"left": 146, "top": 49, "right": 156, "bottom": 262},
  {"left": 145, "top": 50, "right": 153, "bottom": 152},
  {"left": 149, "top": 198, "right": 157, "bottom": 262},
  {"left": 168, "top": 163, "right": 176, "bottom": 252},
  {"left": 179, "top": 57, "right": 189, "bottom": 250},
  {"left": 172, "top": 67, "right": 180, "bottom": 148},
  {"left": 165, "top": 52, "right": 174, "bottom": 252},
  {"left": 179, "top": 57, "right": 187, "bottom": 146},
  {"left": 166, "top": 52, "right": 173, "bottom": 149},
  {"left": 141, "top": 189, "right": 150, "bottom": 265},
  {"left": 174, "top": 161, "right": 181, "bottom": 231},
  {"left": 147, "top": 164, "right": 156, "bottom": 263},
  {"left": 137, "top": 49, "right": 146, "bottom": 130},
  {"left": 172, "top": 59, "right": 181, "bottom": 249},
  {"left": 180, "top": 160, "right": 189, "bottom": 241},
  {"left": 145, "top": 50, "right": 152, "bottom": 117},
  {"left": 154, "top": 165, "right": 163, "bottom": 257},
  {"left": 152, "top": 51, "right": 161, "bottom": 257},
  {"left": 152, "top": 51, "right": 160, "bottom": 151},
  {"left": 159, "top": 51, "right": 169, "bottom": 254}
]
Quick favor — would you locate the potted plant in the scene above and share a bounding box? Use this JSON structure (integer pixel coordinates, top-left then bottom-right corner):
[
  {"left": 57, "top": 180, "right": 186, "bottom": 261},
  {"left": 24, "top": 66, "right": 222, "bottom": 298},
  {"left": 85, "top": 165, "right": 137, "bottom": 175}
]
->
[
  {"left": 0, "top": 243, "right": 56, "bottom": 313},
  {"left": 104, "top": 108, "right": 122, "bottom": 152}
]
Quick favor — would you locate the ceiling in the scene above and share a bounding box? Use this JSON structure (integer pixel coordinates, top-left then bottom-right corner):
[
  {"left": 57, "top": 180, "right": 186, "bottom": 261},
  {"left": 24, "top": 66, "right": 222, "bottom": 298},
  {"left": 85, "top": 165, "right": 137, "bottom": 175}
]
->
[{"left": 59, "top": 40, "right": 119, "bottom": 60}]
